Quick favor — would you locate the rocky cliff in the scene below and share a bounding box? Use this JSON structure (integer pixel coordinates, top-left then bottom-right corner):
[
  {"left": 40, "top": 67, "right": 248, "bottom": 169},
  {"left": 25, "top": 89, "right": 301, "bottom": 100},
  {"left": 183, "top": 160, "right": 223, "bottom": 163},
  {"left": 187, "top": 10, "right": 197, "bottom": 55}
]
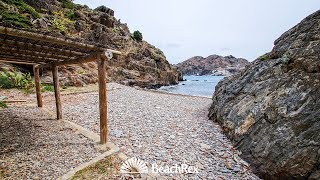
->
[
  {"left": 208, "top": 10, "right": 320, "bottom": 179},
  {"left": 0, "top": 0, "right": 181, "bottom": 88},
  {"left": 176, "top": 55, "right": 249, "bottom": 76}
]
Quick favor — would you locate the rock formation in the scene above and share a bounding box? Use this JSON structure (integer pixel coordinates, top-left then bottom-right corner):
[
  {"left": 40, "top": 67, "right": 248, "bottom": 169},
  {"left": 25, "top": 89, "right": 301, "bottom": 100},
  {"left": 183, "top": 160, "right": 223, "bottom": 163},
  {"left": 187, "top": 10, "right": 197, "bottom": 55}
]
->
[
  {"left": 176, "top": 55, "right": 249, "bottom": 76},
  {"left": 0, "top": 0, "right": 181, "bottom": 88},
  {"left": 208, "top": 10, "right": 320, "bottom": 179}
]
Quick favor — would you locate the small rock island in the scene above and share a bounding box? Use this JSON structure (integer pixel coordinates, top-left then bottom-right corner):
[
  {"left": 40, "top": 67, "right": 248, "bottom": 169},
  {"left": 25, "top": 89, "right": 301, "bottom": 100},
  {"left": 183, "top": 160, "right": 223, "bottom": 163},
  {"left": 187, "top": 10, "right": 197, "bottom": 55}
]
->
[{"left": 176, "top": 55, "right": 249, "bottom": 76}]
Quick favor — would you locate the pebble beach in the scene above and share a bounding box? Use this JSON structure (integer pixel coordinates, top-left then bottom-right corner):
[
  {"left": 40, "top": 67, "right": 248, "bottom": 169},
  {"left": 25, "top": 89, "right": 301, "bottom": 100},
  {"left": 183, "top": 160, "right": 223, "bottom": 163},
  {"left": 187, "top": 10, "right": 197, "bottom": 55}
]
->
[
  {"left": 0, "top": 83, "right": 260, "bottom": 179},
  {"left": 45, "top": 83, "right": 260, "bottom": 179}
]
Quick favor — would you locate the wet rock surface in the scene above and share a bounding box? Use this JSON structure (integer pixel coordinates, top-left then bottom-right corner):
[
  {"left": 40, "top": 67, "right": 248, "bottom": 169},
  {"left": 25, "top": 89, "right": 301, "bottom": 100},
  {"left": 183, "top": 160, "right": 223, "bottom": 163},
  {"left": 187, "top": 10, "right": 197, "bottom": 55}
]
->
[{"left": 209, "top": 10, "right": 320, "bottom": 179}]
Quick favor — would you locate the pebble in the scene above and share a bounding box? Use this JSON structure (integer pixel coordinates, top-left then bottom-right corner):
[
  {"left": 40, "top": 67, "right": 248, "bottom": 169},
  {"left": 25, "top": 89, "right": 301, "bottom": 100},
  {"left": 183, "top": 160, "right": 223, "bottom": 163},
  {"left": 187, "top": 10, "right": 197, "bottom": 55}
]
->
[
  {"left": 44, "top": 83, "right": 260, "bottom": 179},
  {"left": 200, "top": 143, "right": 211, "bottom": 150},
  {"left": 0, "top": 107, "right": 102, "bottom": 179}
]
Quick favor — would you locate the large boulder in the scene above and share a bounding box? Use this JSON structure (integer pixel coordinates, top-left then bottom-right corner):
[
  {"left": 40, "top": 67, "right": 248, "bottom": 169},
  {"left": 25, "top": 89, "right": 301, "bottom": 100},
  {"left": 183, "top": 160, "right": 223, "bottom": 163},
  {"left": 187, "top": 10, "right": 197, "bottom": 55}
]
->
[{"left": 208, "top": 10, "right": 320, "bottom": 179}]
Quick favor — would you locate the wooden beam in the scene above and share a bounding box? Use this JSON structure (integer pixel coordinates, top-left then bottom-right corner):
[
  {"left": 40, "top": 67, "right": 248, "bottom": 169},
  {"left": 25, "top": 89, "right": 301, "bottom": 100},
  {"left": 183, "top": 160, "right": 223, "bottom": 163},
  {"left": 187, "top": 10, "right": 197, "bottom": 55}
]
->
[
  {"left": 40, "top": 52, "right": 101, "bottom": 68},
  {"left": 0, "top": 53, "right": 58, "bottom": 63},
  {"left": 0, "top": 59, "right": 40, "bottom": 65},
  {"left": 0, "top": 39, "right": 88, "bottom": 57},
  {"left": 0, "top": 26, "right": 104, "bottom": 51},
  {"left": 0, "top": 39, "right": 87, "bottom": 56},
  {"left": 97, "top": 54, "right": 108, "bottom": 144},
  {"left": 0, "top": 46, "right": 75, "bottom": 61},
  {"left": 33, "top": 65, "right": 43, "bottom": 107},
  {"left": 52, "top": 64, "right": 62, "bottom": 120}
]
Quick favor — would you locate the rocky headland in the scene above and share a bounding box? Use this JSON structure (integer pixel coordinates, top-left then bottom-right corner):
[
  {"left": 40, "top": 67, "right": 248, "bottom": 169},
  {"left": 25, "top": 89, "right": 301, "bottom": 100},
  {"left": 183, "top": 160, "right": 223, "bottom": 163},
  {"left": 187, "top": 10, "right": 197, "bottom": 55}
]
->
[
  {"left": 0, "top": 0, "right": 182, "bottom": 88},
  {"left": 209, "top": 10, "right": 320, "bottom": 179},
  {"left": 176, "top": 55, "right": 249, "bottom": 76}
]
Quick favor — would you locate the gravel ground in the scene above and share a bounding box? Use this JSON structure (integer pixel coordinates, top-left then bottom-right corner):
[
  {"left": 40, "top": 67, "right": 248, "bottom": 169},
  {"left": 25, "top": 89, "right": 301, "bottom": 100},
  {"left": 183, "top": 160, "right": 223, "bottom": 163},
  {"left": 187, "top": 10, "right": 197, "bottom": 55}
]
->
[
  {"left": 46, "top": 83, "right": 260, "bottom": 179},
  {"left": 0, "top": 107, "right": 103, "bottom": 179}
]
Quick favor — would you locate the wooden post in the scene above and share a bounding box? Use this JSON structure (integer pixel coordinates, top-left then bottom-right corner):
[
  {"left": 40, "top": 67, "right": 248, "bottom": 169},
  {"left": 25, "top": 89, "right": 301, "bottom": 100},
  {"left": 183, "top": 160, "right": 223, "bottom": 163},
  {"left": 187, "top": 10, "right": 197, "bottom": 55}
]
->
[
  {"left": 98, "top": 54, "right": 108, "bottom": 144},
  {"left": 52, "top": 64, "right": 62, "bottom": 120},
  {"left": 33, "top": 65, "right": 42, "bottom": 107}
]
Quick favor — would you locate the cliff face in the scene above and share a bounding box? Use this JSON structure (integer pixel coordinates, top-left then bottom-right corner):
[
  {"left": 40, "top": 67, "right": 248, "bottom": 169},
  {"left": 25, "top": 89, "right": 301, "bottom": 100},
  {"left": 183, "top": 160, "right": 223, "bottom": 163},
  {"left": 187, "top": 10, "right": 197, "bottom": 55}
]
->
[
  {"left": 0, "top": 0, "right": 181, "bottom": 88},
  {"left": 176, "top": 55, "right": 249, "bottom": 76},
  {"left": 209, "top": 10, "right": 320, "bottom": 179}
]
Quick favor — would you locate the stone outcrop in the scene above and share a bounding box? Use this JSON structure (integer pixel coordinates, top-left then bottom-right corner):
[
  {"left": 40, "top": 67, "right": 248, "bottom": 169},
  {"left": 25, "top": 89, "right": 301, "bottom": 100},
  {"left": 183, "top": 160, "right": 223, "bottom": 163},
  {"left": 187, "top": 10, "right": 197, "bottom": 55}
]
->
[
  {"left": 0, "top": 0, "right": 181, "bottom": 88},
  {"left": 208, "top": 10, "right": 320, "bottom": 179},
  {"left": 176, "top": 55, "right": 249, "bottom": 76}
]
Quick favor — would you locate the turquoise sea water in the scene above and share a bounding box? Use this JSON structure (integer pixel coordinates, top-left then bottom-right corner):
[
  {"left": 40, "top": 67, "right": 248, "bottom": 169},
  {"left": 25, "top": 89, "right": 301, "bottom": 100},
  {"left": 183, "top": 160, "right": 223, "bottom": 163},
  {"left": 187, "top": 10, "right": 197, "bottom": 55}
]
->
[{"left": 159, "top": 75, "right": 225, "bottom": 97}]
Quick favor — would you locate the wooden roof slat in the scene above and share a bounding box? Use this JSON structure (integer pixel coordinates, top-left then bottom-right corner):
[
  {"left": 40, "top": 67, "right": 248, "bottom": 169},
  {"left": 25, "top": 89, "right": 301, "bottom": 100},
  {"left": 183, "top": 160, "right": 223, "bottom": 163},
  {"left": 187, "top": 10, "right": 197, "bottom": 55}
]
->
[
  {"left": 41, "top": 51, "right": 102, "bottom": 67},
  {"left": 0, "top": 46, "right": 76, "bottom": 61},
  {"left": 0, "top": 26, "right": 105, "bottom": 52},
  {"left": 0, "top": 37, "right": 90, "bottom": 57},
  {"left": 0, "top": 53, "right": 59, "bottom": 63},
  {"left": 0, "top": 26, "right": 121, "bottom": 66},
  {"left": 0, "top": 59, "right": 43, "bottom": 65}
]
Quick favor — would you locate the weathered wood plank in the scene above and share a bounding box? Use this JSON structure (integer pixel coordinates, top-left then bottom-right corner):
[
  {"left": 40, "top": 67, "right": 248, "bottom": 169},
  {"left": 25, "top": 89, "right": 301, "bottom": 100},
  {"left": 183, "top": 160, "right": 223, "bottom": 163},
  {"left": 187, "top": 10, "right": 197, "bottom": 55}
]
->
[
  {"left": 33, "top": 65, "right": 43, "bottom": 107},
  {"left": 40, "top": 52, "right": 104, "bottom": 68},
  {"left": 52, "top": 64, "right": 62, "bottom": 120},
  {"left": 0, "top": 59, "right": 40, "bottom": 65},
  {"left": 0, "top": 26, "right": 103, "bottom": 51},
  {"left": 0, "top": 39, "right": 87, "bottom": 57},
  {"left": 97, "top": 55, "right": 108, "bottom": 144}
]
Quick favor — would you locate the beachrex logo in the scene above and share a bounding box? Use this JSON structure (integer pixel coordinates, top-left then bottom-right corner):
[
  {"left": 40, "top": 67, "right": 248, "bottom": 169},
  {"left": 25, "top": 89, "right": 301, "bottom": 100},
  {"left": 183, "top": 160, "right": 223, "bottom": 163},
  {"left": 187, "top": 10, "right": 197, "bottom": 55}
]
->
[
  {"left": 120, "top": 157, "right": 199, "bottom": 176},
  {"left": 152, "top": 163, "right": 199, "bottom": 174}
]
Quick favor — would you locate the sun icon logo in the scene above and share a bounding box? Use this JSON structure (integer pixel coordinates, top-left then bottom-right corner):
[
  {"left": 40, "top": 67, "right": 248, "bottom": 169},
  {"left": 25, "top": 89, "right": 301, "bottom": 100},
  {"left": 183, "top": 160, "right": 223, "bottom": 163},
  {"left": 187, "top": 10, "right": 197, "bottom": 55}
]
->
[{"left": 120, "top": 157, "right": 148, "bottom": 177}]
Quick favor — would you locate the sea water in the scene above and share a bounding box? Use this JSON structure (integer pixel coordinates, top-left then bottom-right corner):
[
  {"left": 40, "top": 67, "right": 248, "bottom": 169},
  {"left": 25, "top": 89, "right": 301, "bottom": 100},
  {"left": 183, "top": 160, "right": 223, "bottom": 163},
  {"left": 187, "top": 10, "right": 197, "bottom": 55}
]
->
[{"left": 159, "top": 75, "right": 225, "bottom": 97}]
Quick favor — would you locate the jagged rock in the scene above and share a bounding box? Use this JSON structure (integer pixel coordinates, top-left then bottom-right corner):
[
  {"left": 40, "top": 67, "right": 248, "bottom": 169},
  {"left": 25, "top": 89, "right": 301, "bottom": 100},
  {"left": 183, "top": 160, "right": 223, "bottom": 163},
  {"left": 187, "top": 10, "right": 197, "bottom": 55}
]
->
[
  {"left": 95, "top": 5, "right": 114, "bottom": 16},
  {"left": 74, "top": 11, "right": 87, "bottom": 21},
  {"left": 99, "top": 13, "right": 114, "bottom": 28},
  {"left": 32, "top": 18, "right": 48, "bottom": 29},
  {"left": 74, "top": 20, "right": 85, "bottom": 32},
  {"left": 176, "top": 55, "right": 249, "bottom": 76},
  {"left": 0, "top": 1, "right": 180, "bottom": 88},
  {"left": 208, "top": 10, "right": 320, "bottom": 179}
]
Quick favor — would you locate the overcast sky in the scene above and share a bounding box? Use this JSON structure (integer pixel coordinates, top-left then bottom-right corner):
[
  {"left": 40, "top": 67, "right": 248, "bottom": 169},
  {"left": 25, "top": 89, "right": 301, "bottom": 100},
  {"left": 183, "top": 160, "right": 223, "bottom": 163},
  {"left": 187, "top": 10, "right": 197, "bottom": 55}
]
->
[{"left": 74, "top": 0, "right": 319, "bottom": 64}]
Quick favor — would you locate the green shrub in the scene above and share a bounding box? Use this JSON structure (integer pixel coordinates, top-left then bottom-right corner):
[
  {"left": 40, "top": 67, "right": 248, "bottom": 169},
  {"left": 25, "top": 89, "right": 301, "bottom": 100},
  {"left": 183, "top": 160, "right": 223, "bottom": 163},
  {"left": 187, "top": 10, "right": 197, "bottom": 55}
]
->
[
  {"left": 0, "top": 71, "right": 34, "bottom": 91},
  {"left": 281, "top": 54, "right": 290, "bottom": 65},
  {"left": 259, "top": 54, "right": 269, "bottom": 61},
  {"left": 61, "top": 0, "right": 75, "bottom": 9},
  {"left": 133, "top": 30, "right": 143, "bottom": 42},
  {"left": 1, "top": 11, "right": 32, "bottom": 28},
  {"left": 65, "top": 10, "right": 78, "bottom": 21},
  {"left": 51, "top": 11, "right": 74, "bottom": 34},
  {"left": 2, "top": 0, "right": 41, "bottom": 18},
  {"left": 20, "top": 3, "right": 41, "bottom": 19},
  {"left": 41, "top": 85, "right": 54, "bottom": 92},
  {"left": 111, "top": 28, "right": 119, "bottom": 33},
  {"left": 0, "top": 101, "right": 7, "bottom": 108}
]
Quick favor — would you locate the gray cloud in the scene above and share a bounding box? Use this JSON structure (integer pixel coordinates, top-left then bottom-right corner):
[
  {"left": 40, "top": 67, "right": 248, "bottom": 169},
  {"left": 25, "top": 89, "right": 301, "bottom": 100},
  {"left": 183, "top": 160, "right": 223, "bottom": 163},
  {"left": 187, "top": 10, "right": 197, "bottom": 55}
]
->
[{"left": 74, "top": 0, "right": 320, "bottom": 64}]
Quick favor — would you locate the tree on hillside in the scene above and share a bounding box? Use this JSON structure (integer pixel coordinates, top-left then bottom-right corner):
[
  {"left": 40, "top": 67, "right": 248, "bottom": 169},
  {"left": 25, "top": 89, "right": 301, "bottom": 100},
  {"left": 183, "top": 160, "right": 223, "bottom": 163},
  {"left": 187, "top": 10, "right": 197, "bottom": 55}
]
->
[{"left": 133, "top": 30, "right": 143, "bottom": 42}]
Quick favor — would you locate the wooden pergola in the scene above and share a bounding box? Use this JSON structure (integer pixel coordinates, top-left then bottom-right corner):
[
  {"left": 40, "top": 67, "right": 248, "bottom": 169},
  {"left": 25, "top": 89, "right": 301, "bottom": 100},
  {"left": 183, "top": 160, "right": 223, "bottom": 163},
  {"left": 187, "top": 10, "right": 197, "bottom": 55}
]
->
[{"left": 0, "top": 26, "right": 121, "bottom": 144}]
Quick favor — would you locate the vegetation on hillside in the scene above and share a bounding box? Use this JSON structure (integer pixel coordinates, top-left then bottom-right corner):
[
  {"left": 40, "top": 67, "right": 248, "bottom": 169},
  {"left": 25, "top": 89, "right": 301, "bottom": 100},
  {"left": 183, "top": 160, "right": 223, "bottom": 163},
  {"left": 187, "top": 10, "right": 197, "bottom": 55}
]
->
[
  {"left": 2, "top": 0, "right": 41, "bottom": 18},
  {"left": 133, "top": 30, "right": 143, "bottom": 42},
  {"left": 51, "top": 10, "right": 74, "bottom": 34},
  {"left": 0, "top": 71, "right": 34, "bottom": 91},
  {"left": 0, "top": 0, "right": 181, "bottom": 88}
]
